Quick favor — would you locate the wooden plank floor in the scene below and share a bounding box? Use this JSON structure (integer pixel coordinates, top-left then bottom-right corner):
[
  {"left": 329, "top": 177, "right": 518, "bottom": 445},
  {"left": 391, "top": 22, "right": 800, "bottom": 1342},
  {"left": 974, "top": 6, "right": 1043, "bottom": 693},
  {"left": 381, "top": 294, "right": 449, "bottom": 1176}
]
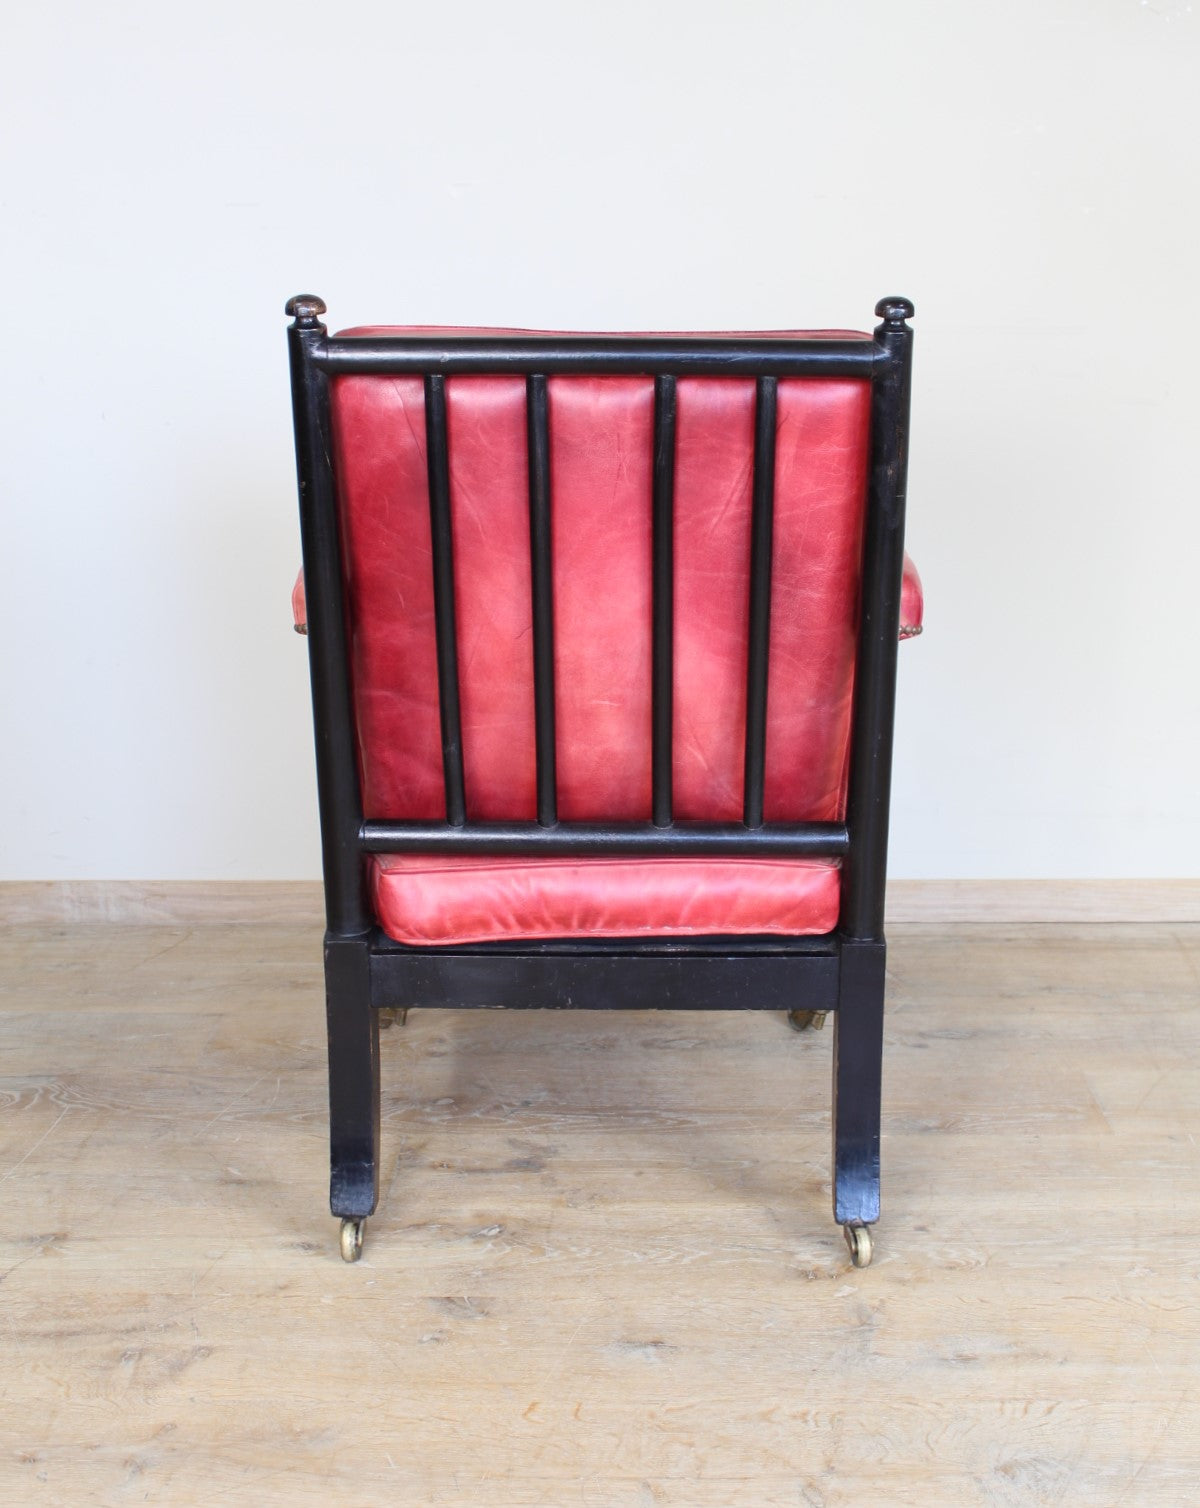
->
[{"left": 1, "top": 917, "right": 1198, "bottom": 1505}]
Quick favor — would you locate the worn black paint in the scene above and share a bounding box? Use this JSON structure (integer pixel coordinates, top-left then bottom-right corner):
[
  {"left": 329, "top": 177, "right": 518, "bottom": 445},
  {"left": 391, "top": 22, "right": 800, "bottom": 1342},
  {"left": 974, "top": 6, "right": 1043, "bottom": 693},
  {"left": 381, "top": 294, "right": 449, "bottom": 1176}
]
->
[
  {"left": 371, "top": 946, "right": 841, "bottom": 1015},
  {"left": 423, "top": 373, "right": 467, "bottom": 827},
  {"left": 652, "top": 374, "right": 677, "bottom": 828},
  {"left": 286, "top": 299, "right": 369, "bottom": 938},
  {"left": 743, "top": 376, "right": 778, "bottom": 829},
  {"left": 526, "top": 374, "right": 557, "bottom": 828},
  {"left": 840, "top": 299, "right": 914, "bottom": 941}
]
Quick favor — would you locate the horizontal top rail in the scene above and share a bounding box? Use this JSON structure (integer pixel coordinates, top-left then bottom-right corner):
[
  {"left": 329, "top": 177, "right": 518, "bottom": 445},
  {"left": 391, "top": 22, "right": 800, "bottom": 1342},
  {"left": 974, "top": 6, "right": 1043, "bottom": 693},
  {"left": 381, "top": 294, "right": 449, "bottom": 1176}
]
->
[
  {"left": 313, "top": 335, "right": 881, "bottom": 379},
  {"left": 359, "top": 819, "right": 850, "bottom": 859}
]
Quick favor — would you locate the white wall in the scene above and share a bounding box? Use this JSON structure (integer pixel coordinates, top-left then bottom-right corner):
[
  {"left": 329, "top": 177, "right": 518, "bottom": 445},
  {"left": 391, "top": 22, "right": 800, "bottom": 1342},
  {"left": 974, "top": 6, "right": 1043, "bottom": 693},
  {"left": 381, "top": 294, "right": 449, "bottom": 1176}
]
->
[{"left": 3, "top": 0, "right": 1198, "bottom": 880}]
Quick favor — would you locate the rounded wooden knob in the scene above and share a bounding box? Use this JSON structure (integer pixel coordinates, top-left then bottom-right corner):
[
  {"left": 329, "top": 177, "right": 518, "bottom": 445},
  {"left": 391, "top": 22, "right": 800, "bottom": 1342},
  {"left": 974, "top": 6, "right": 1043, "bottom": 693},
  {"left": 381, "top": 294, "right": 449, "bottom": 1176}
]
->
[
  {"left": 874, "top": 296, "right": 915, "bottom": 327},
  {"left": 286, "top": 294, "right": 327, "bottom": 327}
]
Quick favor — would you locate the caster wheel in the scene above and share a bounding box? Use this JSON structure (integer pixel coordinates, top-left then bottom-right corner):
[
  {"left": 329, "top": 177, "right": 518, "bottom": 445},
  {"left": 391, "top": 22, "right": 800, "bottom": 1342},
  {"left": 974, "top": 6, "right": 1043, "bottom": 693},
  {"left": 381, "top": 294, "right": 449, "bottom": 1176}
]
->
[
  {"left": 843, "top": 1223, "right": 873, "bottom": 1268},
  {"left": 379, "top": 1008, "right": 408, "bottom": 1030},
  {"left": 787, "top": 1009, "right": 827, "bottom": 1032},
  {"left": 340, "top": 1217, "right": 365, "bottom": 1262}
]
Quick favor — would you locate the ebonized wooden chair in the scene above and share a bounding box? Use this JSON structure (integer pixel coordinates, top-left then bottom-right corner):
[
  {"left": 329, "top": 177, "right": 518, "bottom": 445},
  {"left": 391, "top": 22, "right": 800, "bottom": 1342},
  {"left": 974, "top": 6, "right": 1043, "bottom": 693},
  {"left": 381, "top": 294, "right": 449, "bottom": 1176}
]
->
[{"left": 285, "top": 294, "right": 923, "bottom": 1266}]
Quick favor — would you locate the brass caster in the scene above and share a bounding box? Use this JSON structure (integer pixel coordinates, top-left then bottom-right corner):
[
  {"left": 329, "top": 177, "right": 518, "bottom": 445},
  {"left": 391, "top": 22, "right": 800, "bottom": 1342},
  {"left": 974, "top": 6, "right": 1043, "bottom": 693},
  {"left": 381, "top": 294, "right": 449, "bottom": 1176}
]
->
[
  {"left": 340, "top": 1217, "right": 365, "bottom": 1262},
  {"left": 379, "top": 1008, "right": 408, "bottom": 1030},
  {"left": 787, "top": 1009, "right": 827, "bottom": 1032},
  {"left": 843, "top": 1223, "right": 873, "bottom": 1268}
]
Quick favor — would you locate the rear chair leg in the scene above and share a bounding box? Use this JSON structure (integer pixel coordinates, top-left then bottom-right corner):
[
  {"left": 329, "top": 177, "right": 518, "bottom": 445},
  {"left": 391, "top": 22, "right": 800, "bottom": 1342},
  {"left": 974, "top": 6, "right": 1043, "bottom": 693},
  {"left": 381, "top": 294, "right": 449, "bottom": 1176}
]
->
[
  {"left": 832, "top": 939, "right": 886, "bottom": 1267},
  {"left": 324, "top": 935, "right": 379, "bottom": 1262}
]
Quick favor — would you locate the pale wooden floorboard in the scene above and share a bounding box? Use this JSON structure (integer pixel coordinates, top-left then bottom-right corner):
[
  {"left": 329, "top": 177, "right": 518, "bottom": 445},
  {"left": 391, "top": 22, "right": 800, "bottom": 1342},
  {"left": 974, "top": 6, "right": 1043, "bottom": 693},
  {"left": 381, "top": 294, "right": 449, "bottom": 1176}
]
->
[{"left": 1, "top": 919, "right": 1198, "bottom": 1505}]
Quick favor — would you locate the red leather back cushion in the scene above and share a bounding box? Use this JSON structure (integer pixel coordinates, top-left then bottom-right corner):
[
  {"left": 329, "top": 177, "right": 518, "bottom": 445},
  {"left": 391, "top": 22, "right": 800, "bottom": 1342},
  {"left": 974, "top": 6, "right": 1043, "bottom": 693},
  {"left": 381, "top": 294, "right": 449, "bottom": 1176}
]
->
[{"left": 331, "top": 333, "right": 871, "bottom": 824}]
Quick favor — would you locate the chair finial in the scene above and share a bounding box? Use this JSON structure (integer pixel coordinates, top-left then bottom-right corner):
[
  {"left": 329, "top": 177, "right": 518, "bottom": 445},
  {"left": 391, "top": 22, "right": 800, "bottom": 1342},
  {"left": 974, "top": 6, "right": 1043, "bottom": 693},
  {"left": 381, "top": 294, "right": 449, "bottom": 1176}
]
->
[
  {"left": 875, "top": 297, "right": 914, "bottom": 330},
  {"left": 286, "top": 294, "right": 327, "bottom": 329}
]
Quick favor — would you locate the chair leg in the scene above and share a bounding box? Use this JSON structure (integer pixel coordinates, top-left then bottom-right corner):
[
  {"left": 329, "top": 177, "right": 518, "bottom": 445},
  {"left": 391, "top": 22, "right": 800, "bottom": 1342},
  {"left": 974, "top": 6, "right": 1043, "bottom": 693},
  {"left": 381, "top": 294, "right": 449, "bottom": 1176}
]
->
[
  {"left": 832, "top": 939, "right": 886, "bottom": 1266},
  {"left": 324, "top": 935, "right": 380, "bottom": 1261}
]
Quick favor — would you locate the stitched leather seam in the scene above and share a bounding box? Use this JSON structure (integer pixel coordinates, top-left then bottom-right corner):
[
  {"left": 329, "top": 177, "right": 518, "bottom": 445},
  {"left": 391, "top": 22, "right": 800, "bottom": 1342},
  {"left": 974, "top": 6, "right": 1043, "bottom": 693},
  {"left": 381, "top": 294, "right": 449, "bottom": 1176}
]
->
[{"left": 373, "top": 856, "right": 842, "bottom": 878}]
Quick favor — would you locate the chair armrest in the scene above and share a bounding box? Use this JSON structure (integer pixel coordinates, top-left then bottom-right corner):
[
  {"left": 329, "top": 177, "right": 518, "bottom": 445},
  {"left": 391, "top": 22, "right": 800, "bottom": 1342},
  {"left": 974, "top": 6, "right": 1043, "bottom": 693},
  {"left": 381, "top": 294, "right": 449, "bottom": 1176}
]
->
[
  {"left": 292, "top": 569, "right": 307, "bottom": 634},
  {"left": 900, "top": 553, "right": 923, "bottom": 640},
  {"left": 291, "top": 559, "right": 924, "bottom": 640}
]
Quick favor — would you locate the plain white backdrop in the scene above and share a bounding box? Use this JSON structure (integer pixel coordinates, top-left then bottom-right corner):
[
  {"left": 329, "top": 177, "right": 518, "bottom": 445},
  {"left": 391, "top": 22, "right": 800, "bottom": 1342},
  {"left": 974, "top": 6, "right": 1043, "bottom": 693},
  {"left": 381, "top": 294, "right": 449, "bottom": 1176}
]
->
[{"left": 3, "top": 0, "right": 1197, "bottom": 880}]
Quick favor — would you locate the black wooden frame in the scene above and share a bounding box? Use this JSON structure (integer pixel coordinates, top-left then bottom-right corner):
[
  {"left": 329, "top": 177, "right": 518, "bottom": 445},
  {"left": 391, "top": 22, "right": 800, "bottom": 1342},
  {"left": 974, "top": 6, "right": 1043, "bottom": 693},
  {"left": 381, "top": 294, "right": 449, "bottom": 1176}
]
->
[{"left": 286, "top": 294, "right": 915, "bottom": 1249}]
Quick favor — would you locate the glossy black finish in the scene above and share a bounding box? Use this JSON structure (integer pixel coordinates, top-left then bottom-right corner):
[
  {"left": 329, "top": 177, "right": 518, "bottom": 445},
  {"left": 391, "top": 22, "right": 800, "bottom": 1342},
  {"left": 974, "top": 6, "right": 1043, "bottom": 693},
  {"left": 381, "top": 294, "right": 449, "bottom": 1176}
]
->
[
  {"left": 370, "top": 927, "right": 839, "bottom": 958},
  {"left": 371, "top": 946, "right": 840, "bottom": 1015},
  {"left": 839, "top": 299, "right": 914, "bottom": 941},
  {"left": 315, "top": 335, "right": 876, "bottom": 378},
  {"left": 423, "top": 374, "right": 467, "bottom": 827},
  {"left": 359, "top": 818, "right": 849, "bottom": 857},
  {"left": 286, "top": 298, "right": 369, "bottom": 938},
  {"left": 743, "top": 376, "right": 778, "bottom": 830},
  {"left": 652, "top": 374, "right": 676, "bottom": 828},
  {"left": 286, "top": 296, "right": 916, "bottom": 1245},
  {"left": 324, "top": 935, "right": 379, "bottom": 1218},
  {"left": 526, "top": 374, "right": 557, "bottom": 826},
  {"left": 832, "top": 940, "right": 886, "bottom": 1225}
]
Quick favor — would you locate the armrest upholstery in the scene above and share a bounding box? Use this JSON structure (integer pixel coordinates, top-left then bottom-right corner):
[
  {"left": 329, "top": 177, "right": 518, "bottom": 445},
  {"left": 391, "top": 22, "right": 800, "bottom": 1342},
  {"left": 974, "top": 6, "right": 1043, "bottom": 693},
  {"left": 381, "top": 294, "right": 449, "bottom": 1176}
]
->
[
  {"left": 900, "top": 554, "right": 923, "bottom": 639},
  {"left": 292, "top": 569, "right": 307, "bottom": 634}
]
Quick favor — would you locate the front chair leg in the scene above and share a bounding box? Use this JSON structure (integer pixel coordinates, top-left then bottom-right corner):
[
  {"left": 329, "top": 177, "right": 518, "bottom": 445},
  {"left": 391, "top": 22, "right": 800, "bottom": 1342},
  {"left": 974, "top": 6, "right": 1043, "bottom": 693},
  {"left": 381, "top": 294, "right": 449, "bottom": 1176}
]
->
[
  {"left": 832, "top": 939, "right": 886, "bottom": 1267},
  {"left": 324, "top": 935, "right": 380, "bottom": 1261}
]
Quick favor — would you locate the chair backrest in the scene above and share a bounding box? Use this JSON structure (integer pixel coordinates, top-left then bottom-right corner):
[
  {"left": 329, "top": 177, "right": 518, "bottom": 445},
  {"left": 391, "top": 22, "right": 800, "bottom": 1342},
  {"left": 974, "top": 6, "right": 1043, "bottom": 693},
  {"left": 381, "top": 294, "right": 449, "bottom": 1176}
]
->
[
  {"left": 332, "top": 335, "right": 872, "bottom": 828},
  {"left": 286, "top": 299, "right": 914, "bottom": 942}
]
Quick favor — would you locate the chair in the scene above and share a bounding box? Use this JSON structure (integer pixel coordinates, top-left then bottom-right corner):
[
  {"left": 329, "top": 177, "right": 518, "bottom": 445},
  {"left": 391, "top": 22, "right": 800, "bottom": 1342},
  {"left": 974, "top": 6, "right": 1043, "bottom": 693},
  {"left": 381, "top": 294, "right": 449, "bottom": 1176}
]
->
[{"left": 285, "top": 294, "right": 923, "bottom": 1266}]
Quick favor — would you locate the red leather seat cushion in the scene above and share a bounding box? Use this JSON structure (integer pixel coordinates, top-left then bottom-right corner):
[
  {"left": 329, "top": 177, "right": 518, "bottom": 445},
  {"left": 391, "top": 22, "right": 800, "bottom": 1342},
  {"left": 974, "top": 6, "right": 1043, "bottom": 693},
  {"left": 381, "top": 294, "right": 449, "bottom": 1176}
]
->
[{"left": 370, "top": 853, "right": 841, "bottom": 945}]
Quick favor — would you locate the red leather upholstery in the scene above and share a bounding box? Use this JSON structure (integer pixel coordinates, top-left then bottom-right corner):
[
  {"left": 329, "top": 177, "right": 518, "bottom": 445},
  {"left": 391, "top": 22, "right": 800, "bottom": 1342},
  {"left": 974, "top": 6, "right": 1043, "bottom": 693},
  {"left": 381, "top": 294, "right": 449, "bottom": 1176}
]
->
[
  {"left": 901, "top": 554, "right": 924, "bottom": 638},
  {"left": 293, "top": 553, "right": 924, "bottom": 642},
  {"left": 291, "top": 569, "right": 307, "bottom": 633},
  {"left": 370, "top": 853, "right": 841, "bottom": 945},
  {"left": 331, "top": 352, "right": 871, "bottom": 823},
  {"left": 303, "top": 326, "right": 918, "bottom": 945}
]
